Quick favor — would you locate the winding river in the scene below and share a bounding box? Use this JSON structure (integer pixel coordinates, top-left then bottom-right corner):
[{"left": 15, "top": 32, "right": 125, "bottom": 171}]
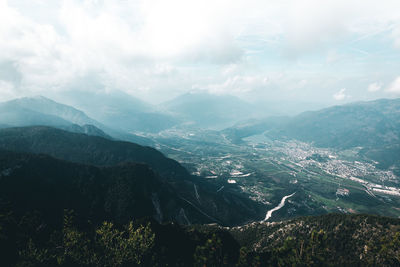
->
[{"left": 263, "top": 192, "right": 295, "bottom": 222}]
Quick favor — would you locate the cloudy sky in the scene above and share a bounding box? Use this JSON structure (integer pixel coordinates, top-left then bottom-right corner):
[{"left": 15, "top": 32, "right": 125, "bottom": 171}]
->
[{"left": 1, "top": 0, "right": 400, "bottom": 107}]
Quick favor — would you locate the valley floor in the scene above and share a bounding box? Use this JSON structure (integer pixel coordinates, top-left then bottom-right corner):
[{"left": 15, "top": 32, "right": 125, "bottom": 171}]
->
[{"left": 146, "top": 127, "right": 400, "bottom": 221}]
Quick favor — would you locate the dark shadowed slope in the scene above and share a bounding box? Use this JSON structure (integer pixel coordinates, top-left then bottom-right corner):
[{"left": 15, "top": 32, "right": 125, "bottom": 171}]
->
[
  {"left": 0, "top": 126, "right": 186, "bottom": 179},
  {"left": 0, "top": 127, "right": 264, "bottom": 225},
  {"left": 0, "top": 150, "right": 228, "bottom": 230}
]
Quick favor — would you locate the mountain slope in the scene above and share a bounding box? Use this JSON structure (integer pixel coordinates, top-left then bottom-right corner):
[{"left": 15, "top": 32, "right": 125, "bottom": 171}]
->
[
  {"left": 0, "top": 101, "right": 72, "bottom": 127},
  {"left": 0, "top": 150, "right": 226, "bottom": 226},
  {"left": 0, "top": 150, "right": 158, "bottom": 224},
  {"left": 0, "top": 126, "right": 186, "bottom": 179},
  {"left": 274, "top": 98, "right": 400, "bottom": 149},
  {"left": 6, "top": 96, "right": 101, "bottom": 126},
  {"left": 0, "top": 126, "right": 264, "bottom": 225},
  {"left": 61, "top": 124, "right": 111, "bottom": 139}
]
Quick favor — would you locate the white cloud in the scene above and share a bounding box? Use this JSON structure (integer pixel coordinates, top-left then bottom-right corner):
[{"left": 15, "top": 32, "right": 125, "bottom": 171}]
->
[
  {"left": 367, "top": 82, "right": 382, "bottom": 92},
  {"left": 1, "top": 0, "right": 400, "bottom": 103},
  {"left": 386, "top": 77, "right": 400, "bottom": 94},
  {"left": 139, "top": 0, "right": 243, "bottom": 62},
  {"left": 283, "top": 1, "right": 352, "bottom": 56},
  {"left": 233, "top": 0, "right": 400, "bottom": 56},
  {"left": 0, "top": 0, "right": 246, "bottom": 98},
  {"left": 333, "top": 88, "right": 347, "bottom": 100}
]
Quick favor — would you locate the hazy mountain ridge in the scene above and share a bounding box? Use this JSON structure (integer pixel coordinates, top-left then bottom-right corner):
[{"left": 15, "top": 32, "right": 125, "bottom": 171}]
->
[
  {"left": 0, "top": 101, "right": 73, "bottom": 127},
  {"left": 161, "top": 92, "right": 257, "bottom": 129},
  {"left": 275, "top": 98, "right": 400, "bottom": 148},
  {"left": 224, "top": 98, "right": 400, "bottom": 143},
  {"left": 0, "top": 96, "right": 155, "bottom": 146},
  {"left": 63, "top": 91, "right": 180, "bottom": 133},
  {"left": 7, "top": 96, "right": 101, "bottom": 127}
]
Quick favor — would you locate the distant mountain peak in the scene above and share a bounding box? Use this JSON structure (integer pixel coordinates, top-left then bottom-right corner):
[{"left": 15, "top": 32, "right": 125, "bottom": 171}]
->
[{"left": 160, "top": 92, "right": 255, "bottom": 129}]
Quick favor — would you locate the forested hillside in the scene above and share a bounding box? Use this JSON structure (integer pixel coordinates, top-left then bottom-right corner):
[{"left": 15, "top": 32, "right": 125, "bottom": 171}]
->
[{"left": 0, "top": 128, "right": 265, "bottom": 225}]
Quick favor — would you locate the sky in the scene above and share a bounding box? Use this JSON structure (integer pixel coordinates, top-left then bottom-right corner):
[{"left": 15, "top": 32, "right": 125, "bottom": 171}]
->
[{"left": 1, "top": 0, "right": 400, "bottom": 108}]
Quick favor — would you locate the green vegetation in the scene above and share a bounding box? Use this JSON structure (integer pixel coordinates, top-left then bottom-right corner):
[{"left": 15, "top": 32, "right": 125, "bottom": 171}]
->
[
  {"left": 3, "top": 210, "right": 400, "bottom": 266},
  {"left": 14, "top": 211, "right": 156, "bottom": 267},
  {"left": 228, "top": 213, "right": 400, "bottom": 266}
]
